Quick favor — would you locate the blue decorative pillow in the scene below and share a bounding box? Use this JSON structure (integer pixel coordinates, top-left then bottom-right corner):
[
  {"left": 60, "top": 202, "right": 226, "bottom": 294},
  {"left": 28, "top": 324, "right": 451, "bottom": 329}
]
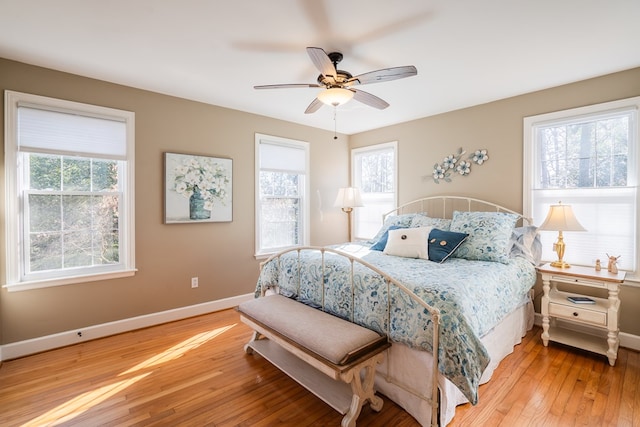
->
[
  {"left": 428, "top": 229, "right": 469, "bottom": 263},
  {"left": 370, "top": 225, "right": 406, "bottom": 251},
  {"left": 449, "top": 211, "right": 518, "bottom": 264}
]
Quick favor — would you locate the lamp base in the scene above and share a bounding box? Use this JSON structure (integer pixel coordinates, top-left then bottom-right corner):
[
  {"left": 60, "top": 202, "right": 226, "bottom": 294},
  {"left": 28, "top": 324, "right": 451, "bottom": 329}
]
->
[{"left": 550, "top": 260, "right": 571, "bottom": 268}]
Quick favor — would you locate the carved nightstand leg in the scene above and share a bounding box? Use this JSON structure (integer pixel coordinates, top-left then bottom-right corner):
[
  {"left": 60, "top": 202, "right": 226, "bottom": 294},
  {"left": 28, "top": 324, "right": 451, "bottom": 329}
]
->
[
  {"left": 606, "top": 330, "right": 618, "bottom": 366},
  {"left": 541, "top": 275, "right": 551, "bottom": 346},
  {"left": 607, "top": 286, "right": 620, "bottom": 366}
]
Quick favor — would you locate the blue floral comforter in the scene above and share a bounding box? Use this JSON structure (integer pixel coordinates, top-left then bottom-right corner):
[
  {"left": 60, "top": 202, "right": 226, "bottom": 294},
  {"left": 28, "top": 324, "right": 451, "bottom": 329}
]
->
[{"left": 256, "top": 243, "right": 536, "bottom": 404}]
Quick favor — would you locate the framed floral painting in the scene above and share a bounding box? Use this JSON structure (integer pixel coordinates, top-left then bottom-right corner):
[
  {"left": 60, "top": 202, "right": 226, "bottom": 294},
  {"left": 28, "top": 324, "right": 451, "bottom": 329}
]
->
[{"left": 164, "top": 152, "right": 232, "bottom": 223}]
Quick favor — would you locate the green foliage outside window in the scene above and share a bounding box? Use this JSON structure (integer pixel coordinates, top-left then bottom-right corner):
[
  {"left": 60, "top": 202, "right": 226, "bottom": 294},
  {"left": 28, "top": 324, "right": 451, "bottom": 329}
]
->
[{"left": 26, "top": 154, "right": 120, "bottom": 273}]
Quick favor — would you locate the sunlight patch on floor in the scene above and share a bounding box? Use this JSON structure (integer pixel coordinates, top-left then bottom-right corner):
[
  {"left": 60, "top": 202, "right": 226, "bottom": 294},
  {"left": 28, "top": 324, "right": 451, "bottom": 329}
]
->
[
  {"left": 120, "top": 323, "right": 237, "bottom": 375},
  {"left": 20, "top": 323, "right": 237, "bottom": 426},
  {"left": 21, "top": 373, "right": 151, "bottom": 426}
]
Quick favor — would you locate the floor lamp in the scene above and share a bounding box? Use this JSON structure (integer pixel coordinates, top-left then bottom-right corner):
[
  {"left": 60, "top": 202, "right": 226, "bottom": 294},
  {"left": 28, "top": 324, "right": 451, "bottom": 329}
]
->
[{"left": 334, "top": 187, "right": 363, "bottom": 242}]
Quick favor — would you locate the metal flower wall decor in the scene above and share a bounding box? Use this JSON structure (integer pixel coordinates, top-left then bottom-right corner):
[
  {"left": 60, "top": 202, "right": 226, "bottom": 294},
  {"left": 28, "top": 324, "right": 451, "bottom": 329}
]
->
[{"left": 430, "top": 148, "right": 489, "bottom": 184}]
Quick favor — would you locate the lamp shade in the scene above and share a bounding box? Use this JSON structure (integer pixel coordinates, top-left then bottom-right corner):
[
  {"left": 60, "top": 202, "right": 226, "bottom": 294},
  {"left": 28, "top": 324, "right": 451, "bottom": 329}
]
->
[
  {"left": 538, "top": 203, "right": 586, "bottom": 232},
  {"left": 334, "top": 187, "right": 363, "bottom": 208},
  {"left": 318, "top": 88, "right": 354, "bottom": 107}
]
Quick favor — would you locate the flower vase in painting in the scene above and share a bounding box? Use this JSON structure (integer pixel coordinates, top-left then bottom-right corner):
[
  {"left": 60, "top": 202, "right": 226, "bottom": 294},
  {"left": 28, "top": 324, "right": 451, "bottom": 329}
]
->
[{"left": 189, "top": 187, "right": 211, "bottom": 220}]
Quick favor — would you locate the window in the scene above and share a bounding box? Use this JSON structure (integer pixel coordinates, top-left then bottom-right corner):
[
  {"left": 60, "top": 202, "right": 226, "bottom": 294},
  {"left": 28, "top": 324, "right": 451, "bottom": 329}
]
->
[
  {"left": 524, "top": 97, "right": 639, "bottom": 273},
  {"left": 255, "top": 133, "right": 309, "bottom": 256},
  {"left": 4, "top": 91, "right": 135, "bottom": 291},
  {"left": 352, "top": 141, "right": 398, "bottom": 240}
]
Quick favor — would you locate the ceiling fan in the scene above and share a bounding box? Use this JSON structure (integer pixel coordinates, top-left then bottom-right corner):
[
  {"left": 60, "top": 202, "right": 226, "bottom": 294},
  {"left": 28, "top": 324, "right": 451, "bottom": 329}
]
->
[{"left": 254, "top": 47, "right": 418, "bottom": 114}]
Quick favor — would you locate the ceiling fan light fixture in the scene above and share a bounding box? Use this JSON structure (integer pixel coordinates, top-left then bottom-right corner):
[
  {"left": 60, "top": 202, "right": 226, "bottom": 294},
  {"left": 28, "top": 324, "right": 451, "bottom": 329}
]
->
[{"left": 317, "top": 87, "right": 354, "bottom": 107}]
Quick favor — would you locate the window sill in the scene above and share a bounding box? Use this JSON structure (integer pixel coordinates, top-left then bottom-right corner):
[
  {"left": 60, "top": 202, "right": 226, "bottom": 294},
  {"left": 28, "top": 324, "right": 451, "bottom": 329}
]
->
[
  {"left": 3, "top": 269, "right": 137, "bottom": 292},
  {"left": 254, "top": 245, "right": 306, "bottom": 261},
  {"left": 622, "top": 273, "right": 640, "bottom": 288},
  {"left": 255, "top": 251, "right": 284, "bottom": 261}
]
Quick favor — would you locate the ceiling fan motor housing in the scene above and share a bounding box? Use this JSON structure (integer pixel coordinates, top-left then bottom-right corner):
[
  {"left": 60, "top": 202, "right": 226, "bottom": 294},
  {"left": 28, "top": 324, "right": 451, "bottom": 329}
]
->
[
  {"left": 317, "top": 71, "right": 353, "bottom": 87},
  {"left": 316, "top": 51, "right": 353, "bottom": 87}
]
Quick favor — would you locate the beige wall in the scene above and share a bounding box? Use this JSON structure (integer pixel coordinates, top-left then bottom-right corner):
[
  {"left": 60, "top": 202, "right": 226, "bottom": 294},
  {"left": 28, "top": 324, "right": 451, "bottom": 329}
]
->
[
  {"left": 0, "top": 58, "right": 350, "bottom": 344},
  {"left": 2, "top": 57, "right": 640, "bottom": 346},
  {"left": 350, "top": 67, "right": 640, "bottom": 337}
]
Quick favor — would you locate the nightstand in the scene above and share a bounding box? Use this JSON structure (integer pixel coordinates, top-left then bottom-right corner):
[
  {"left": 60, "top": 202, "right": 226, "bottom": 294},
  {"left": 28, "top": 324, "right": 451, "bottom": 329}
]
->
[{"left": 538, "top": 263, "right": 625, "bottom": 366}]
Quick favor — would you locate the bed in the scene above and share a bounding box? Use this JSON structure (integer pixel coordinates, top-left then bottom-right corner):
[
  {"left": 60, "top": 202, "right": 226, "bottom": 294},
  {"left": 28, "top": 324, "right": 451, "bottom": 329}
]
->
[{"left": 254, "top": 196, "right": 541, "bottom": 426}]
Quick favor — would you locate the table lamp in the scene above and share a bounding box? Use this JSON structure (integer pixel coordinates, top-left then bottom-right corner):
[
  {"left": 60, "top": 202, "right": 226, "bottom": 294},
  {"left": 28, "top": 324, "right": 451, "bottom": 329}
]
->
[{"left": 538, "top": 202, "right": 586, "bottom": 268}]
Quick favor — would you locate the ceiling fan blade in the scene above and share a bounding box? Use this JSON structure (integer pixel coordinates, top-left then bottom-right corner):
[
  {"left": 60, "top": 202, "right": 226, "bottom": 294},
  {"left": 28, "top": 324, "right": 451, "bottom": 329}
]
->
[
  {"left": 351, "top": 89, "right": 390, "bottom": 110},
  {"left": 345, "top": 65, "right": 417, "bottom": 86},
  {"left": 306, "top": 47, "right": 336, "bottom": 78},
  {"left": 304, "top": 98, "right": 323, "bottom": 114},
  {"left": 254, "top": 83, "right": 321, "bottom": 89}
]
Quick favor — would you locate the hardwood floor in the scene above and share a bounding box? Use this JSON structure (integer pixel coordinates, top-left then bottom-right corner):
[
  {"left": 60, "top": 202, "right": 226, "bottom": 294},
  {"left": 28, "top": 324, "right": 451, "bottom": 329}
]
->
[{"left": 0, "top": 308, "right": 638, "bottom": 426}]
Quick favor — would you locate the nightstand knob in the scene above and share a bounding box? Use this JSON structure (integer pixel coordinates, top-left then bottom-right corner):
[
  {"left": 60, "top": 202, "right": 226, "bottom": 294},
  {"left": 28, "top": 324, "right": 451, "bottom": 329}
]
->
[{"left": 573, "top": 312, "right": 579, "bottom": 317}]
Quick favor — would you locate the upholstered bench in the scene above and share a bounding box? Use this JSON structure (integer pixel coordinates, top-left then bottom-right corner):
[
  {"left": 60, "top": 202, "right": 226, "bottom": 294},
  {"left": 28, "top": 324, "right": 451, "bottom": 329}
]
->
[{"left": 237, "top": 294, "right": 390, "bottom": 427}]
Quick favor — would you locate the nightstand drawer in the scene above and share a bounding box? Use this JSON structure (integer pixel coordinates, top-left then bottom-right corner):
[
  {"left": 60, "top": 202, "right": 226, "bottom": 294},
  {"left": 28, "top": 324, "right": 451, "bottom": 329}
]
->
[
  {"left": 549, "top": 303, "right": 607, "bottom": 326},
  {"left": 549, "top": 275, "right": 606, "bottom": 288}
]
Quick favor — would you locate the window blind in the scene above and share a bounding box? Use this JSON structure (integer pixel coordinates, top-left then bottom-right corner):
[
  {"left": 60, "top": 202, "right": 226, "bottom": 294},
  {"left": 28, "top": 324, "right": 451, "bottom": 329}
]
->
[
  {"left": 259, "top": 141, "right": 306, "bottom": 173},
  {"left": 17, "top": 105, "right": 127, "bottom": 160}
]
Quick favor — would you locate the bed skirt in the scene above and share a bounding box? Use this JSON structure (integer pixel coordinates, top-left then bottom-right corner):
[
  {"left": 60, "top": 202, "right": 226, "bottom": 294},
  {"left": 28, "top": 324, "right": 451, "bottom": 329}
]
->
[{"left": 375, "top": 298, "right": 535, "bottom": 426}]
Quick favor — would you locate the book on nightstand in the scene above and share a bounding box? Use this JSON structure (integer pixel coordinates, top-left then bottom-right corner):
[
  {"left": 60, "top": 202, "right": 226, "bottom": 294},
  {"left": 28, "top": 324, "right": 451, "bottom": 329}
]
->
[{"left": 567, "top": 296, "right": 596, "bottom": 304}]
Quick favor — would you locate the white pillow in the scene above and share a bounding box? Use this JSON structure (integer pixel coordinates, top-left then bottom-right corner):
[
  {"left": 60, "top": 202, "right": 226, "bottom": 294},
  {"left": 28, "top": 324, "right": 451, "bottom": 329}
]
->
[{"left": 383, "top": 226, "right": 432, "bottom": 259}]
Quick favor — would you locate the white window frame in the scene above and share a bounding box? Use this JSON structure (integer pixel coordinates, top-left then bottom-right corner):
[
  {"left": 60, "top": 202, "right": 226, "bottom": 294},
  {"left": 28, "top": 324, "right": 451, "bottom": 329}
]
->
[
  {"left": 4, "top": 91, "right": 136, "bottom": 291},
  {"left": 351, "top": 141, "right": 398, "bottom": 241},
  {"left": 524, "top": 96, "right": 640, "bottom": 276},
  {"left": 254, "top": 133, "right": 310, "bottom": 258}
]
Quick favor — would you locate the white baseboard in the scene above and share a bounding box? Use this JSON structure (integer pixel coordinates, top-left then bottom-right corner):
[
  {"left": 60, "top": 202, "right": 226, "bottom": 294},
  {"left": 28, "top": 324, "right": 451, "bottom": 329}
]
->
[
  {"left": 533, "top": 312, "right": 640, "bottom": 352},
  {"left": 4, "top": 303, "right": 637, "bottom": 363},
  {"left": 0, "top": 293, "right": 254, "bottom": 362}
]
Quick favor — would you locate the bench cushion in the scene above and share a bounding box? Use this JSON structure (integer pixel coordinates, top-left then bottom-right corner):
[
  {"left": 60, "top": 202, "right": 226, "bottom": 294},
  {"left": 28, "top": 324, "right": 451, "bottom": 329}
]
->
[{"left": 238, "top": 295, "right": 386, "bottom": 365}]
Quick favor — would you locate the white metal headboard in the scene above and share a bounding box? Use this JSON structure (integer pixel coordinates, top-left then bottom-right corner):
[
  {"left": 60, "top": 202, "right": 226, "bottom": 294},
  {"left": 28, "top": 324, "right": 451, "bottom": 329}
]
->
[{"left": 384, "top": 195, "right": 533, "bottom": 226}]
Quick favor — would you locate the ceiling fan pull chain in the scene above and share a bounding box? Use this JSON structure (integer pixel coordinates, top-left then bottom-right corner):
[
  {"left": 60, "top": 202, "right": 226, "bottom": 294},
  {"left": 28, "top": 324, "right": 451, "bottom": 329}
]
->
[{"left": 333, "top": 106, "right": 338, "bottom": 140}]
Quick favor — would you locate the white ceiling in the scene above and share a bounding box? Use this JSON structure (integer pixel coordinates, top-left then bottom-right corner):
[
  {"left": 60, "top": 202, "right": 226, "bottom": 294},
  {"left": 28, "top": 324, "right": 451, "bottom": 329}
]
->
[{"left": 1, "top": 0, "right": 639, "bottom": 135}]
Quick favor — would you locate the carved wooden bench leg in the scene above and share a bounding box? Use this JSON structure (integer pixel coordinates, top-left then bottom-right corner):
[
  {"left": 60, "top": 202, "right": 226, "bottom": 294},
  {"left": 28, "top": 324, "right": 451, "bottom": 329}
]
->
[
  {"left": 339, "top": 352, "right": 386, "bottom": 427},
  {"left": 244, "top": 331, "right": 262, "bottom": 355}
]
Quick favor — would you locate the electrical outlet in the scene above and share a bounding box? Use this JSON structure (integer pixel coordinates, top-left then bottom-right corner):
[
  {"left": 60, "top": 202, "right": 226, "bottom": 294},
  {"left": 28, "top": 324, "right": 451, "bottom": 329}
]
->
[{"left": 191, "top": 277, "right": 199, "bottom": 288}]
